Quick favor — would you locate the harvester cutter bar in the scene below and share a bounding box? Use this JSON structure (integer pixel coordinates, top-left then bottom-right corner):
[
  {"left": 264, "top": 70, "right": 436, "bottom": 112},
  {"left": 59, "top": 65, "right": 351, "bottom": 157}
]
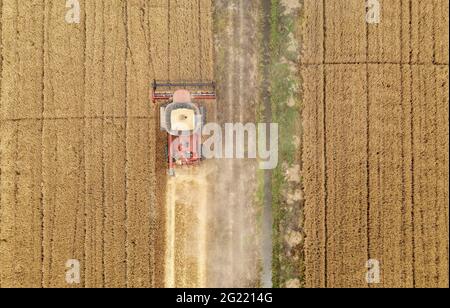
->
[
  {"left": 153, "top": 80, "right": 216, "bottom": 89},
  {"left": 152, "top": 80, "right": 216, "bottom": 103}
]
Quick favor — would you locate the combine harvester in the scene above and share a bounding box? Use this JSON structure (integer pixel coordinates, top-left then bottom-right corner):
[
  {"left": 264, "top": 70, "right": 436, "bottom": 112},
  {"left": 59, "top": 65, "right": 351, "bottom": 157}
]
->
[{"left": 152, "top": 80, "right": 216, "bottom": 176}]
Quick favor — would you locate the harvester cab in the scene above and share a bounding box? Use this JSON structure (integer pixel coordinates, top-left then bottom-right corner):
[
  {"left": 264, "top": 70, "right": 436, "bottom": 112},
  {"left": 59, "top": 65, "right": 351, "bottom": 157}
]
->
[{"left": 152, "top": 80, "right": 216, "bottom": 176}]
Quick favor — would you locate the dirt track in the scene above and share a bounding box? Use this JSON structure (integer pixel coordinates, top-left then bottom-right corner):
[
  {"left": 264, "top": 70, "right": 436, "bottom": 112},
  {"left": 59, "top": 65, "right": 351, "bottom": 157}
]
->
[
  {"left": 302, "top": 0, "right": 449, "bottom": 288},
  {"left": 0, "top": 0, "right": 213, "bottom": 288},
  {"left": 207, "top": 0, "right": 261, "bottom": 288}
]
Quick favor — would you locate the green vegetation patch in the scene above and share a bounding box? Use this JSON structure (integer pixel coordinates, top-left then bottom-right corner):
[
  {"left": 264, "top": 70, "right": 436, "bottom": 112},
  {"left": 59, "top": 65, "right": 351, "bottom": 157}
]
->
[{"left": 269, "top": 0, "right": 304, "bottom": 289}]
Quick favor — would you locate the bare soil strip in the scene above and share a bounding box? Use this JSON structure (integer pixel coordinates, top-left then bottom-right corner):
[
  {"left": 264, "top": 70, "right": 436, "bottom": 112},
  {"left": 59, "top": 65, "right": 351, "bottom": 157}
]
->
[{"left": 204, "top": 0, "right": 260, "bottom": 288}]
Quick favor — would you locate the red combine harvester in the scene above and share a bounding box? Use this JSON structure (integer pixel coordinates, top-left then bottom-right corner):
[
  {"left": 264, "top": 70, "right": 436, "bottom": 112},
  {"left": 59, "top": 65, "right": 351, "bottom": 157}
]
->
[{"left": 152, "top": 80, "right": 216, "bottom": 176}]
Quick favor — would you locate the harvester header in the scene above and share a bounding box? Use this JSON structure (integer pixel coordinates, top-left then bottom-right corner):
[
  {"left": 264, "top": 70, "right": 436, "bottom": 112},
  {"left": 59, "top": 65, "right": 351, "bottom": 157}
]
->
[{"left": 152, "top": 80, "right": 216, "bottom": 103}]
